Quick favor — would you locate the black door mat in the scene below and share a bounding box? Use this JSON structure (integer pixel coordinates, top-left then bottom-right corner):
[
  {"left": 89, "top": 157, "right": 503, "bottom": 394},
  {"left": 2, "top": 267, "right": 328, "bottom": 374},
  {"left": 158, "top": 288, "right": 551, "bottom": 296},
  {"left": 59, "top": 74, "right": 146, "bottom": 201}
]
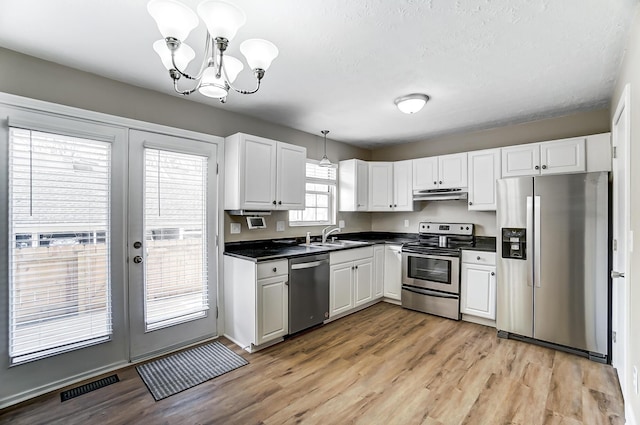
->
[{"left": 60, "top": 374, "right": 120, "bottom": 402}]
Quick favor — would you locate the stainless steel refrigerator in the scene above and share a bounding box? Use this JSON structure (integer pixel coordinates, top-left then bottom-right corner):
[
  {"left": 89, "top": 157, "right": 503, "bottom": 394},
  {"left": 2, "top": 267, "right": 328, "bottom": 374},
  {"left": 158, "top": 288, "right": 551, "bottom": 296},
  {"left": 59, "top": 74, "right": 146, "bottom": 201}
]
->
[{"left": 496, "top": 172, "right": 609, "bottom": 362}]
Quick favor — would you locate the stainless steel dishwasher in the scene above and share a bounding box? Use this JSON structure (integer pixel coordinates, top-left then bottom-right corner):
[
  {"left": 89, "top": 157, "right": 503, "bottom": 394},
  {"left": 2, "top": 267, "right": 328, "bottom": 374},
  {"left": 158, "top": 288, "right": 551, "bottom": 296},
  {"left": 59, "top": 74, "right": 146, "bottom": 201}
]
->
[{"left": 288, "top": 253, "right": 330, "bottom": 334}]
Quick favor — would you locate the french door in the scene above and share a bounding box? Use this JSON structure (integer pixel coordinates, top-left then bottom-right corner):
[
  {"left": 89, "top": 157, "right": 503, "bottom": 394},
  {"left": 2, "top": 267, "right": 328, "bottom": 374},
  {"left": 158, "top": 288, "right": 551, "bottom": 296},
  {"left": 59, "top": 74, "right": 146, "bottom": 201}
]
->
[{"left": 128, "top": 130, "right": 218, "bottom": 360}]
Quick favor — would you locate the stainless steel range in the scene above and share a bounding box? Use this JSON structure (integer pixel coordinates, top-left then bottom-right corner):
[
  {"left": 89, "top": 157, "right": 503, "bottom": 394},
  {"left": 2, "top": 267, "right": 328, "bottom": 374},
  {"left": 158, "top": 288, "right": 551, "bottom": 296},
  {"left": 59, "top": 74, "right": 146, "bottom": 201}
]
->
[{"left": 401, "top": 222, "right": 474, "bottom": 320}]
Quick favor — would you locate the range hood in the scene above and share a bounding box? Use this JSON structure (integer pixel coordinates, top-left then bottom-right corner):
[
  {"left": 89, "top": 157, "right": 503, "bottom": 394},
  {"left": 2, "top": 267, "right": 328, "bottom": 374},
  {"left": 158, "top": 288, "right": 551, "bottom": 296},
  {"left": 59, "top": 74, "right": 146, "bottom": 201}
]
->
[
  {"left": 413, "top": 188, "right": 468, "bottom": 201},
  {"left": 227, "top": 210, "right": 272, "bottom": 216}
]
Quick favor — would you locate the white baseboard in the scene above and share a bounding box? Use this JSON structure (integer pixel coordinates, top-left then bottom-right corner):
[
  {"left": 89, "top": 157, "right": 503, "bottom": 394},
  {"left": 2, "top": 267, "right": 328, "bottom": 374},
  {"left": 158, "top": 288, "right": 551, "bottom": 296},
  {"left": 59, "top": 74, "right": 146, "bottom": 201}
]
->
[
  {"left": 0, "top": 360, "right": 128, "bottom": 410},
  {"left": 626, "top": 403, "right": 637, "bottom": 425}
]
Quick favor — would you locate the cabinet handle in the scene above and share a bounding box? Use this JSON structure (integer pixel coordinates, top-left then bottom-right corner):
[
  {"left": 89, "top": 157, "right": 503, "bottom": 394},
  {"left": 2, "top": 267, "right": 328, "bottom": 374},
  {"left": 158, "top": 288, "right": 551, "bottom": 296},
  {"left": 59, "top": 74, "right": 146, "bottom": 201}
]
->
[
  {"left": 389, "top": 204, "right": 392, "bottom": 208},
  {"left": 476, "top": 256, "right": 481, "bottom": 261},
  {"left": 534, "top": 165, "right": 540, "bottom": 170},
  {"left": 394, "top": 204, "right": 397, "bottom": 207},
  {"left": 469, "top": 201, "right": 473, "bottom": 206},
  {"left": 542, "top": 165, "right": 547, "bottom": 170},
  {"left": 272, "top": 200, "right": 277, "bottom": 205},
  {"left": 285, "top": 281, "right": 289, "bottom": 286},
  {"left": 355, "top": 265, "right": 358, "bottom": 269},
  {"left": 439, "top": 181, "right": 442, "bottom": 184},
  {"left": 433, "top": 181, "right": 437, "bottom": 185},
  {"left": 491, "top": 272, "right": 495, "bottom": 276},
  {"left": 273, "top": 267, "right": 277, "bottom": 272},
  {"left": 278, "top": 201, "right": 282, "bottom": 205}
]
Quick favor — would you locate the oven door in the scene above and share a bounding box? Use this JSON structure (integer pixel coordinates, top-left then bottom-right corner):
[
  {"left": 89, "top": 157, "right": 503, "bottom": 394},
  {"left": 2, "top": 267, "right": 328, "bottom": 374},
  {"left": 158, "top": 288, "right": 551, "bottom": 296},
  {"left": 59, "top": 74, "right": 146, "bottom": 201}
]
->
[{"left": 401, "top": 252, "right": 460, "bottom": 294}]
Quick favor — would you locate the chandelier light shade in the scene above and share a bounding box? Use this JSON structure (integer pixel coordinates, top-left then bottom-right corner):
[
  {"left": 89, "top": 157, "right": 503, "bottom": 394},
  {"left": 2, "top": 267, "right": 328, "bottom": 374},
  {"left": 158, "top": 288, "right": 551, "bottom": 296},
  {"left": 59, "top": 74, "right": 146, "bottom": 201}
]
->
[
  {"left": 319, "top": 130, "right": 333, "bottom": 167},
  {"left": 147, "top": 0, "right": 279, "bottom": 103},
  {"left": 394, "top": 93, "right": 430, "bottom": 114}
]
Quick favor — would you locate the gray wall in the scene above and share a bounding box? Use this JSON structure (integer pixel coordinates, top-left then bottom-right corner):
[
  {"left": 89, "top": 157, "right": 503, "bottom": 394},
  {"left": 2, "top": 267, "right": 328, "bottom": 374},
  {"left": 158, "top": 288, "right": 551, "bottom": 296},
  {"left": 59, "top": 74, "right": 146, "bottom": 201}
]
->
[{"left": 611, "top": 5, "right": 640, "bottom": 422}]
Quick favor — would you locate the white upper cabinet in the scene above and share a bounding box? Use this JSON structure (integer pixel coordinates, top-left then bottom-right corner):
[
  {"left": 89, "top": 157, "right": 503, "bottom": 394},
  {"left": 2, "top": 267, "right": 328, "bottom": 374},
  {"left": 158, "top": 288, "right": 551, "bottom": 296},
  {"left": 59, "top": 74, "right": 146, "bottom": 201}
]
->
[
  {"left": 339, "top": 159, "right": 369, "bottom": 211},
  {"left": 467, "top": 148, "right": 501, "bottom": 211},
  {"left": 393, "top": 160, "right": 414, "bottom": 211},
  {"left": 502, "top": 136, "right": 586, "bottom": 178},
  {"left": 412, "top": 157, "right": 438, "bottom": 190},
  {"left": 539, "top": 137, "right": 586, "bottom": 175},
  {"left": 501, "top": 144, "right": 540, "bottom": 177},
  {"left": 438, "top": 153, "right": 468, "bottom": 189},
  {"left": 276, "top": 142, "right": 307, "bottom": 209},
  {"left": 413, "top": 153, "right": 467, "bottom": 191},
  {"left": 225, "top": 133, "right": 306, "bottom": 210},
  {"left": 368, "top": 162, "right": 394, "bottom": 211}
]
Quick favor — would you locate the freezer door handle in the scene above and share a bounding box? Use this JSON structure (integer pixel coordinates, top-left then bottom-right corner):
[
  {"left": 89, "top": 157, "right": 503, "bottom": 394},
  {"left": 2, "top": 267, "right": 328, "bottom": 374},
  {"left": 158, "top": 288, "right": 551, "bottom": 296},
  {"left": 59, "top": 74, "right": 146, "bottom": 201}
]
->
[
  {"left": 534, "top": 195, "right": 541, "bottom": 288},
  {"left": 526, "top": 196, "right": 534, "bottom": 287}
]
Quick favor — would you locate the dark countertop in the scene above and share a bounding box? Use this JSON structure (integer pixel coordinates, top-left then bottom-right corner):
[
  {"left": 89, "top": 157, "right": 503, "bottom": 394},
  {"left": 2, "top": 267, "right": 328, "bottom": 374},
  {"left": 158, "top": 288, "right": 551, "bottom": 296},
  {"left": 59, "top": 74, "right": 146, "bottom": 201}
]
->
[
  {"left": 224, "top": 232, "right": 418, "bottom": 262},
  {"left": 225, "top": 232, "right": 497, "bottom": 261},
  {"left": 461, "top": 236, "right": 497, "bottom": 252}
]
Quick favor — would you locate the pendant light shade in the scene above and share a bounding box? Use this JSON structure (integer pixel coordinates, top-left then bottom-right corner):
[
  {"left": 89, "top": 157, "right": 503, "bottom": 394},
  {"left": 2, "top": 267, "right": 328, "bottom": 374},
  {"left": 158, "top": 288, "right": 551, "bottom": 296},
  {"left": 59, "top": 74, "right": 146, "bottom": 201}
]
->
[
  {"left": 148, "top": 0, "right": 199, "bottom": 41},
  {"left": 319, "top": 130, "right": 333, "bottom": 167},
  {"left": 197, "top": 0, "right": 246, "bottom": 41}
]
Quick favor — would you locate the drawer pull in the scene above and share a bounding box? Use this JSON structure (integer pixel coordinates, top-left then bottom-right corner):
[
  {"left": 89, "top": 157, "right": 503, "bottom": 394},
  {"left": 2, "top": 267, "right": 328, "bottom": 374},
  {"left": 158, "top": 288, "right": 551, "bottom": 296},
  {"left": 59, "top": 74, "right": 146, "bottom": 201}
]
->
[{"left": 476, "top": 256, "right": 481, "bottom": 261}]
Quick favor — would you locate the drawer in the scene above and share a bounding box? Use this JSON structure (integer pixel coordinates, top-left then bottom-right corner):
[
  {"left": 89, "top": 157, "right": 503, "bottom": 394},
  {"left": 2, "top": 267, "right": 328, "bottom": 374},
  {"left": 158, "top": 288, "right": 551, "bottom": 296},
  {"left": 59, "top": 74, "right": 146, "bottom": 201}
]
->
[
  {"left": 462, "top": 250, "right": 496, "bottom": 266},
  {"left": 330, "top": 246, "right": 374, "bottom": 265},
  {"left": 257, "top": 259, "right": 288, "bottom": 279}
]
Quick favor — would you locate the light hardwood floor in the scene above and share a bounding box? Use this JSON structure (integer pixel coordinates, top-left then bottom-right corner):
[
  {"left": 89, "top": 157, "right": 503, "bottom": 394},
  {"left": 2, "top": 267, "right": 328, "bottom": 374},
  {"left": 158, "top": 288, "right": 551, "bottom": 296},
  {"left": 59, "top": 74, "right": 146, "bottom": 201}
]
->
[{"left": 0, "top": 303, "right": 624, "bottom": 425}]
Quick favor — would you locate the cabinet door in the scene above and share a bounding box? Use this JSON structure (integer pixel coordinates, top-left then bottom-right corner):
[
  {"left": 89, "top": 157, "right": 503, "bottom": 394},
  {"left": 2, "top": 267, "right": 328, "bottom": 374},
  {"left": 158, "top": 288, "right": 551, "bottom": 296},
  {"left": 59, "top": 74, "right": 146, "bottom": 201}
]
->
[
  {"left": 276, "top": 142, "right": 306, "bottom": 209},
  {"left": 355, "top": 159, "right": 369, "bottom": 211},
  {"left": 256, "top": 275, "right": 288, "bottom": 345},
  {"left": 373, "top": 245, "right": 385, "bottom": 298},
  {"left": 242, "top": 136, "right": 278, "bottom": 209},
  {"left": 330, "top": 263, "right": 354, "bottom": 317},
  {"left": 438, "top": 153, "right": 468, "bottom": 189},
  {"left": 368, "top": 162, "right": 393, "bottom": 211},
  {"left": 383, "top": 245, "right": 402, "bottom": 300},
  {"left": 460, "top": 263, "right": 496, "bottom": 320},
  {"left": 468, "top": 149, "right": 501, "bottom": 211},
  {"left": 501, "top": 144, "right": 540, "bottom": 177},
  {"left": 539, "top": 137, "right": 586, "bottom": 175},
  {"left": 412, "top": 157, "right": 438, "bottom": 191},
  {"left": 393, "top": 160, "right": 414, "bottom": 211},
  {"left": 354, "top": 258, "right": 373, "bottom": 307}
]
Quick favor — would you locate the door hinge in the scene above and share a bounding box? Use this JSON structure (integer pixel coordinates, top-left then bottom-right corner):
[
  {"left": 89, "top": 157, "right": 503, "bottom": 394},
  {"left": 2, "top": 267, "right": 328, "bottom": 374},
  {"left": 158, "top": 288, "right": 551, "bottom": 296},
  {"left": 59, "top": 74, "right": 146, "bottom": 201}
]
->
[
  {"left": 216, "top": 306, "right": 219, "bottom": 319},
  {"left": 613, "top": 239, "right": 617, "bottom": 251},
  {"left": 216, "top": 163, "right": 219, "bottom": 174},
  {"left": 613, "top": 331, "right": 617, "bottom": 343},
  {"left": 613, "top": 146, "right": 617, "bottom": 159},
  {"left": 215, "top": 235, "right": 219, "bottom": 246}
]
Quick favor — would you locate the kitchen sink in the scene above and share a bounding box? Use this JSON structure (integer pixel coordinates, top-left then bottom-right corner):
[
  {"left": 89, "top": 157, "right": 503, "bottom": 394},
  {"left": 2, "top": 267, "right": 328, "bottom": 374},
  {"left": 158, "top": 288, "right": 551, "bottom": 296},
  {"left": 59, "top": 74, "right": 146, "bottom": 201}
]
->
[{"left": 301, "top": 240, "right": 370, "bottom": 248}]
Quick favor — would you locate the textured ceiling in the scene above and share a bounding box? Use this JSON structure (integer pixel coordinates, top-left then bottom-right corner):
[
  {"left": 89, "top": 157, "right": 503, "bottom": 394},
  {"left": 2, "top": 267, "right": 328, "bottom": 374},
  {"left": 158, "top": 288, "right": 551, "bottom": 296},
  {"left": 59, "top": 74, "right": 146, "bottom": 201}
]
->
[{"left": 0, "top": 0, "right": 636, "bottom": 147}]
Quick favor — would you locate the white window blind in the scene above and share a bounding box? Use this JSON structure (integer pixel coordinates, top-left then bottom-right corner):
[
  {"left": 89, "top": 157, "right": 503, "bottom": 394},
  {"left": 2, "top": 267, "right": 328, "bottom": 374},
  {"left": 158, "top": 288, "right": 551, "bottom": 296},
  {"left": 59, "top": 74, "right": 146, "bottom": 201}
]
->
[
  {"left": 289, "top": 161, "right": 337, "bottom": 226},
  {"left": 143, "top": 148, "right": 209, "bottom": 331},
  {"left": 8, "top": 128, "right": 112, "bottom": 364}
]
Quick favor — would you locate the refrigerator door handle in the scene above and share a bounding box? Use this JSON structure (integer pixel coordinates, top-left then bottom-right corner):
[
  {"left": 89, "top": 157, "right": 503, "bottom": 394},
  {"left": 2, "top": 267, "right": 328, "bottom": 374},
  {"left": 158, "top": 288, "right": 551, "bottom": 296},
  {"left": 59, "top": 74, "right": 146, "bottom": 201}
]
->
[
  {"left": 526, "top": 196, "right": 534, "bottom": 287},
  {"left": 534, "top": 195, "right": 541, "bottom": 288}
]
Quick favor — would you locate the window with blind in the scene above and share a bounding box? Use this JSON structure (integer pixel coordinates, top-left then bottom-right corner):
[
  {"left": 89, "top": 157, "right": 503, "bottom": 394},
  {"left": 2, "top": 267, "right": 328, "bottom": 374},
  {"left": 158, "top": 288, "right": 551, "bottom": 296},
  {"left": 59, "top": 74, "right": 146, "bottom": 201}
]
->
[
  {"left": 8, "top": 128, "right": 112, "bottom": 364},
  {"left": 289, "top": 161, "right": 337, "bottom": 226},
  {"left": 143, "top": 148, "right": 209, "bottom": 331}
]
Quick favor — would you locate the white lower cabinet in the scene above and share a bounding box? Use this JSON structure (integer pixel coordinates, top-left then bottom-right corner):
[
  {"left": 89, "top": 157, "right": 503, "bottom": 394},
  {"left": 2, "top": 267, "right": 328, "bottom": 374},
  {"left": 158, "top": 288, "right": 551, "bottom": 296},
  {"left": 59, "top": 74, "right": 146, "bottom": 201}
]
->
[
  {"left": 224, "top": 256, "right": 289, "bottom": 352},
  {"left": 383, "top": 244, "right": 402, "bottom": 300},
  {"left": 329, "top": 247, "right": 374, "bottom": 318},
  {"left": 460, "top": 251, "right": 496, "bottom": 321}
]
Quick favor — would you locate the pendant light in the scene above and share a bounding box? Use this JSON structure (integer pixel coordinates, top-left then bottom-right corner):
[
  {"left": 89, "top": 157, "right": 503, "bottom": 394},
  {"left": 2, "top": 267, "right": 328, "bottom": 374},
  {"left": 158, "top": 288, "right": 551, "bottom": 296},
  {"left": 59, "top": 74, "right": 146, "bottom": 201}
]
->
[{"left": 319, "top": 130, "right": 333, "bottom": 167}]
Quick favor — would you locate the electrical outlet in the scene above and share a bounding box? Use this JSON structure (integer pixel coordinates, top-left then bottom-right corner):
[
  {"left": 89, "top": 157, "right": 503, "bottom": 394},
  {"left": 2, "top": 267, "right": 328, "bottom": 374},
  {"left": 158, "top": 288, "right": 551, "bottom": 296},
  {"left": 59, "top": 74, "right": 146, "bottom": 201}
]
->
[
  {"left": 276, "top": 221, "right": 285, "bottom": 232},
  {"left": 230, "top": 223, "right": 241, "bottom": 234},
  {"left": 338, "top": 220, "right": 345, "bottom": 229},
  {"left": 404, "top": 219, "right": 410, "bottom": 228},
  {"left": 634, "top": 366, "right": 638, "bottom": 395}
]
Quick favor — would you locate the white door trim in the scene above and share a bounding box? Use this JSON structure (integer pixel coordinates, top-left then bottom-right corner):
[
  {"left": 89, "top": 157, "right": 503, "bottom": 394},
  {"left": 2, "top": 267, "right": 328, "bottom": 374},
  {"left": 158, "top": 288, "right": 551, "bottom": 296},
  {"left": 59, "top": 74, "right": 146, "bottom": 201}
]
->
[{"left": 611, "top": 83, "right": 631, "bottom": 409}]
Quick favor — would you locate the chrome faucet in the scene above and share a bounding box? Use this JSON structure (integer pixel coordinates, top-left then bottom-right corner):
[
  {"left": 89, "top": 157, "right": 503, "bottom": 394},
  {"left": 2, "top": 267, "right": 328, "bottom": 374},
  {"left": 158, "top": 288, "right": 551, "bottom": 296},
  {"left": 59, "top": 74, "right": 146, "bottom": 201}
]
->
[{"left": 322, "top": 226, "right": 341, "bottom": 244}]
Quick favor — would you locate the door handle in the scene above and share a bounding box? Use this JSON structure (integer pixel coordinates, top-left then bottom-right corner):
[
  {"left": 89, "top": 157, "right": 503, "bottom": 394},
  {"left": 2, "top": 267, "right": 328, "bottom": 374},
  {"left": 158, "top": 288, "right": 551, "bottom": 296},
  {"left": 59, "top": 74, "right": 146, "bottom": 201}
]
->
[
  {"left": 133, "top": 256, "right": 143, "bottom": 264},
  {"left": 611, "top": 270, "right": 625, "bottom": 279},
  {"left": 534, "top": 196, "right": 541, "bottom": 288},
  {"left": 526, "top": 196, "right": 533, "bottom": 287}
]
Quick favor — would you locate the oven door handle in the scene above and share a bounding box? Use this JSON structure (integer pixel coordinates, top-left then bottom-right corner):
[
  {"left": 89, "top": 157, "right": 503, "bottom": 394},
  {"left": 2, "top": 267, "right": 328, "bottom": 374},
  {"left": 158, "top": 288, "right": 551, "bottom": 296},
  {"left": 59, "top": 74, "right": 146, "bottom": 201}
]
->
[{"left": 402, "top": 286, "right": 458, "bottom": 299}]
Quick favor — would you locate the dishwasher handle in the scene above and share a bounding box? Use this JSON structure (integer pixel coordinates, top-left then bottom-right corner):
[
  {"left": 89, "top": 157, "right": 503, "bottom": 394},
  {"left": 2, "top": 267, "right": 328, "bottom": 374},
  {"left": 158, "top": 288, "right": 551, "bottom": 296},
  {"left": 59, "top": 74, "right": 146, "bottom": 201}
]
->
[{"left": 290, "top": 259, "right": 328, "bottom": 270}]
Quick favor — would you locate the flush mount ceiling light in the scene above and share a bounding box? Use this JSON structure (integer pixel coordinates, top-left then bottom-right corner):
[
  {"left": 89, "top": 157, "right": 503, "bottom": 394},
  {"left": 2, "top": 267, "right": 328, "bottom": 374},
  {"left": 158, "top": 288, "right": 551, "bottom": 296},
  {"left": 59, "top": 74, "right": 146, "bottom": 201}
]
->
[
  {"left": 394, "top": 93, "right": 430, "bottom": 114},
  {"left": 319, "top": 130, "right": 333, "bottom": 167},
  {"left": 148, "top": 0, "right": 279, "bottom": 103}
]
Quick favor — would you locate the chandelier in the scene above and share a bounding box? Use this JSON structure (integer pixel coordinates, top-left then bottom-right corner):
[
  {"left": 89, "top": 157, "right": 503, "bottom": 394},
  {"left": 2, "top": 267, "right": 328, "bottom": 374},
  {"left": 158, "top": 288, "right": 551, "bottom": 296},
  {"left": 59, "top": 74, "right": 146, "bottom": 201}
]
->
[{"left": 148, "top": 0, "right": 279, "bottom": 103}]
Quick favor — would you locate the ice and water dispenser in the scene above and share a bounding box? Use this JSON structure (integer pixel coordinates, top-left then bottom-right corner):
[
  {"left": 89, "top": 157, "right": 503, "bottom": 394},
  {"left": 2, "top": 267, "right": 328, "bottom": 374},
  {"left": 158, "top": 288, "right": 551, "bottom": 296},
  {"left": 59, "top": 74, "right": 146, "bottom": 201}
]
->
[{"left": 501, "top": 228, "right": 527, "bottom": 259}]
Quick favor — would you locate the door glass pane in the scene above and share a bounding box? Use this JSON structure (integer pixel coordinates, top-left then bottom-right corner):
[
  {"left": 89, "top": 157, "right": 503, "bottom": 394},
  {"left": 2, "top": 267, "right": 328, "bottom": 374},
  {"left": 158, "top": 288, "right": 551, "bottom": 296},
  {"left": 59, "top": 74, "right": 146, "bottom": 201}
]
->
[
  {"left": 8, "top": 128, "right": 111, "bottom": 364},
  {"left": 143, "top": 149, "right": 208, "bottom": 331},
  {"left": 407, "top": 256, "right": 451, "bottom": 285}
]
